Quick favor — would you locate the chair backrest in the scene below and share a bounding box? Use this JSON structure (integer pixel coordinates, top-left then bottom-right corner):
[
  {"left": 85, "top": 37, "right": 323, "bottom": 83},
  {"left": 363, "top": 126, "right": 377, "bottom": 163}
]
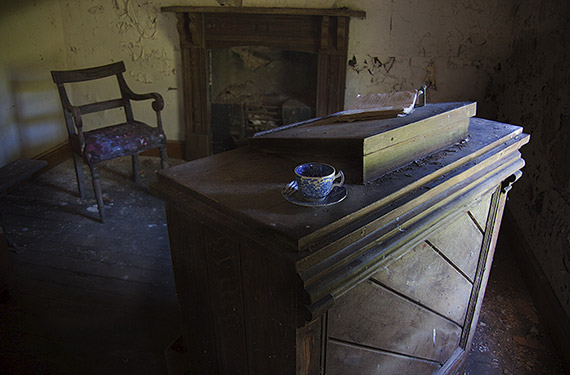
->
[{"left": 51, "top": 61, "right": 135, "bottom": 135}]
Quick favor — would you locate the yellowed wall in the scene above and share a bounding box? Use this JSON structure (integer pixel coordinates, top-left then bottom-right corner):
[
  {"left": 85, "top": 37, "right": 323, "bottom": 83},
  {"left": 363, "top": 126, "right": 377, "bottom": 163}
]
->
[
  {"left": 1, "top": 0, "right": 517, "bottom": 166},
  {"left": 57, "top": 0, "right": 182, "bottom": 138},
  {"left": 0, "top": 0, "right": 67, "bottom": 166}
]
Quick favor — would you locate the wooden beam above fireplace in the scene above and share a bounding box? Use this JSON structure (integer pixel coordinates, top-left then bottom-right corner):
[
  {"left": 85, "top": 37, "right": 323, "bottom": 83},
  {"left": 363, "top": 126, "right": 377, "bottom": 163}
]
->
[
  {"left": 161, "top": 6, "right": 366, "bottom": 18},
  {"left": 162, "top": 6, "right": 366, "bottom": 160}
]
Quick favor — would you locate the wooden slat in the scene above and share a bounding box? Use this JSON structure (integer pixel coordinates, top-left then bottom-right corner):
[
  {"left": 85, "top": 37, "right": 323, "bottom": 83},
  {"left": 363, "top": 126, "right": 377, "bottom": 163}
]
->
[
  {"left": 460, "top": 188, "right": 505, "bottom": 351},
  {"left": 51, "top": 61, "right": 125, "bottom": 84},
  {"left": 432, "top": 347, "right": 466, "bottom": 375},
  {"left": 371, "top": 241, "right": 473, "bottom": 325},
  {"left": 251, "top": 102, "right": 474, "bottom": 142},
  {"left": 296, "top": 318, "right": 322, "bottom": 375},
  {"left": 240, "top": 243, "right": 298, "bottom": 375},
  {"left": 326, "top": 340, "right": 441, "bottom": 375},
  {"left": 165, "top": 207, "right": 218, "bottom": 374},
  {"left": 0, "top": 159, "right": 47, "bottom": 193},
  {"left": 468, "top": 192, "right": 492, "bottom": 231},
  {"left": 427, "top": 211, "right": 484, "bottom": 282},
  {"left": 203, "top": 226, "right": 248, "bottom": 374},
  {"left": 299, "top": 147, "right": 526, "bottom": 309},
  {"left": 328, "top": 279, "right": 462, "bottom": 363},
  {"left": 161, "top": 6, "right": 367, "bottom": 18},
  {"left": 78, "top": 98, "right": 125, "bottom": 115},
  {"left": 363, "top": 119, "right": 469, "bottom": 181}
]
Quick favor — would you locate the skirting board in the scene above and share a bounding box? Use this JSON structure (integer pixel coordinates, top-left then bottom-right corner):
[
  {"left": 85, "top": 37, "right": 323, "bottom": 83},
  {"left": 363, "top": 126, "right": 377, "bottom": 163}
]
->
[
  {"left": 33, "top": 141, "right": 185, "bottom": 170},
  {"left": 502, "top": 208, "right": 570, "bottom": 372},
  {"left": 34, "top": 142, "right": 72, "bottom": 170}
]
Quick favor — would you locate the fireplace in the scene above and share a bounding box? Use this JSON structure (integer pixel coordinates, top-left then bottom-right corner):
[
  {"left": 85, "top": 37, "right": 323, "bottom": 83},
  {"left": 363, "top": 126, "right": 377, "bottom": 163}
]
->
[
  {"left": 162, "top": 6, "right": 366, "bottom": 160},
  {"left": 210, "top": 46, "right": 317, "bottom": 153}
]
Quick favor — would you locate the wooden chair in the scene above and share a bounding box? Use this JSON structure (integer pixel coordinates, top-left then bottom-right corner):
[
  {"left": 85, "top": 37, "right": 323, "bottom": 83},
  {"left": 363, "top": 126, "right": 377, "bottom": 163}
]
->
[{"left": 51, "top": 61, "right": 168, "bottom": 222}]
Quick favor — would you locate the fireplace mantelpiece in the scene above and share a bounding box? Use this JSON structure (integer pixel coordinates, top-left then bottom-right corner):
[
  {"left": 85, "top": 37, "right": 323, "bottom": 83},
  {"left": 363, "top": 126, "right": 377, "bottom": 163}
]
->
[{"left": 162, "top": 6, "right": 366, "bottom": 160}]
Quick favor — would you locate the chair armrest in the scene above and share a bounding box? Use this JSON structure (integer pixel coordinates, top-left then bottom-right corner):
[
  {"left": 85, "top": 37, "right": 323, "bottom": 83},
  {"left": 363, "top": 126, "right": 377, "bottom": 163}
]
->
[{"left": 124, "top": 89, "right": 165, "bottom": 112}]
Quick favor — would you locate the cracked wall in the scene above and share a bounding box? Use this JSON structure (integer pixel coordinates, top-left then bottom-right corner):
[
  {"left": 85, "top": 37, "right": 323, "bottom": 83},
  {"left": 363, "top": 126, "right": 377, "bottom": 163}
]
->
[
  {"left": 489, "top": 0, "right": 570, "bottom": 318},
  {"left": 59, "top": 0, "right": 180, "bottom": 137},
  {"left": 0, "top": 0, "right": 521, "bottom": 165},
  {"left": 343, "top": 0, "right": 516, "bottom": 116}
]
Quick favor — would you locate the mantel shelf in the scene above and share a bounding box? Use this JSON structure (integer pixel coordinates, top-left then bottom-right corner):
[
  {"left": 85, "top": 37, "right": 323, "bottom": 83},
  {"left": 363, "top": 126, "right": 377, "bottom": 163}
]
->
[{"left": 161, "top": 6, "right": 366, "bottom": 18}]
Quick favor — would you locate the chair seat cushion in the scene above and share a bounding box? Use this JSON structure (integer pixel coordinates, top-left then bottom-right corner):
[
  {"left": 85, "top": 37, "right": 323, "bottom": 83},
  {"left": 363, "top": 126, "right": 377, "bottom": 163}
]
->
[{"left": 83, "top": 121, "right": 165, "bottom": 164}]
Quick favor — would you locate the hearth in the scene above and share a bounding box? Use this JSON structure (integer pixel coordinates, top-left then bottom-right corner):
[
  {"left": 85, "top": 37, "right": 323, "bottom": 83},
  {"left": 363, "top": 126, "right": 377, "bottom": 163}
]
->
[
  {"left": 162, "top": 6, "right": 366, "bottom": 159},
  {"left": 210, "top": 46, "right": 316, "bottom": 153}
]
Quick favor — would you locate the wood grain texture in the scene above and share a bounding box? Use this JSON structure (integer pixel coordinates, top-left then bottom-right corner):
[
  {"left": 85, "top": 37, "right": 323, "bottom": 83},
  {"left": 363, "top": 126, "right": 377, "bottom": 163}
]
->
[
  {"left": 468, "top": 192, "right": 492, "bottom": 232},
  {"left": 158, "top": 119, "right": 527, "bottom": 255},
  {"left": 162, "top": 6, "right": 366, "bottom": 18},
  {"left": 432, "top": 348, "right": 466, "bottom": 375},
  {"left": 251, "top": 103, "right": 475, "bottom": 183},
  {"left": 296, "top": 318, "right": 322, "bottom": 375},
  {"left": 155, "top": 110, "right": 528, "bottom": 374},
  {"left": 328, "top": 279, "right": 462, "bottom": 363},
  {"left": 427, "top": 211, "right": 485, "bottom": 282},
  {"left": 165, "top": 206, "right": 218, "bottom": 374},
  {"left": 460, "top": 188, "right": 506, "bottom": 352},
  {"left": 203, "top": 226, "right": 248, "bottom": 374},
  {"left": 326, "top": 340, "right": 441, "bottom": 375},
  {"left": 170, "top": 8, "right": 357, "bottom": 160},
  {"left": 317, "top": 53, "right": 348, "bottom": 117},
  {"left": 371, "top": 241, "right": 473, "bottom": 325},
  {"left": 363, "top": 119, "right": 469, "bottom": 182},
  {"left": 0, "top": 159, "right": 47, "bottom": 193},
  {"left": 240, "top": 243, "right": 299, "bottom": 375}
]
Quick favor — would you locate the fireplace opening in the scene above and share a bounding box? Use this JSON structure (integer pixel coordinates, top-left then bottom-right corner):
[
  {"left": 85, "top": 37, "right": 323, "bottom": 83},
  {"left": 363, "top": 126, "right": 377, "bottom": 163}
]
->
[{"left": 210, "top": 46, "right": 318, "bottom": 153}]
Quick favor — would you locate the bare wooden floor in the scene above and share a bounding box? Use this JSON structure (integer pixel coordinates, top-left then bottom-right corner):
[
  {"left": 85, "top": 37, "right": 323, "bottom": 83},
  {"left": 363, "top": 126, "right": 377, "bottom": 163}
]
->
[
  {"left": 0, "top": 156, "right": 566, "bottom": 375},
  {"left": 0, "top": 157, "right": 183, "bottom": 375}
]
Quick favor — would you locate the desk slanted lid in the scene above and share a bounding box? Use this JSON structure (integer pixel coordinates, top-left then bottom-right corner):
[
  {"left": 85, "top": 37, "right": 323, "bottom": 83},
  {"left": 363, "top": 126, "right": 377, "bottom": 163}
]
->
[{"left": 249, "top": 102, "right": 477, "bottom": 183}]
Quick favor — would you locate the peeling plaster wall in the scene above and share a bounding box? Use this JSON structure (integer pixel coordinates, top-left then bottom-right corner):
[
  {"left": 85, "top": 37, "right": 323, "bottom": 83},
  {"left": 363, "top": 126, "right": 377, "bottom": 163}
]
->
[
  {"left": 0, "top": 0, "right": 521, "bottom": 165},
  {"left": 58, "top": 0, "right": 181, "bottom": 139},
  {"left": 490, "top": 0, "right": 570, "bottom": 318},
  {"left": 341, "top": 0, "right": 517, "bottom": 116},
  {"left": 0, "top": 0, "right": 66, "bottom": 166}
]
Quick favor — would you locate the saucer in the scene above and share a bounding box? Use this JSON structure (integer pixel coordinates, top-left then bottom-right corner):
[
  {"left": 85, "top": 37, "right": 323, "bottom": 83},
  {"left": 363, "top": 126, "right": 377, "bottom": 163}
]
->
[{"left": 282, "top": 180, "right": 347, "bottom": 207}]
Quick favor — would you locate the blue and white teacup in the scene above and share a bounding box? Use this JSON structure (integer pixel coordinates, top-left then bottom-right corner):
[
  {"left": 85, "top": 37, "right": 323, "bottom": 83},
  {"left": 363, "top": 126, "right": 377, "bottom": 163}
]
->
[{"left": 294, "top": 162, "right": 344, "bottom": 201}]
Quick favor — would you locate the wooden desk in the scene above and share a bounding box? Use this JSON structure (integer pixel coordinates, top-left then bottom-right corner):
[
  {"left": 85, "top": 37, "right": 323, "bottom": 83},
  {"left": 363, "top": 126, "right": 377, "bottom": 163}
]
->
[{"left": 152, "top": 117, "right": 528, "bottom": 375}]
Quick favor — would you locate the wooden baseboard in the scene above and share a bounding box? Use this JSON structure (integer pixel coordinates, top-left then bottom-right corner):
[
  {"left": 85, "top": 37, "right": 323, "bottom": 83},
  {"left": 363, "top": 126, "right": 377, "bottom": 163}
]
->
[
  {"left": 31, "top": 140, "right": 185, "bottom": 172},
  {"left": 502, "top": 208, "right": 570, "bottom": 373},
  {"left": 34, "top": 142, "right": 71, "bottom": 170},
  {"left": 141, "top": 140, "right": 185, "bottom": 160}
]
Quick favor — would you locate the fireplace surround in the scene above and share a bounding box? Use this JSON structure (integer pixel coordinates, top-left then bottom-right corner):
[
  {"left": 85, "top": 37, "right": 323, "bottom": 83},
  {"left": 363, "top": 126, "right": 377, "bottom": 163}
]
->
[{"left": 162, "top": 6, "right": 366, "bottom": 160}]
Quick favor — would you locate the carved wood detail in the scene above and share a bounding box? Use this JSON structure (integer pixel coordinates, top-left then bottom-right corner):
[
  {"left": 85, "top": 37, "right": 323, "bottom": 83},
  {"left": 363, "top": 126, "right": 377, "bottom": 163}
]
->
[{"left": 164, "top": 7, "right": 365, "bottom": 160}]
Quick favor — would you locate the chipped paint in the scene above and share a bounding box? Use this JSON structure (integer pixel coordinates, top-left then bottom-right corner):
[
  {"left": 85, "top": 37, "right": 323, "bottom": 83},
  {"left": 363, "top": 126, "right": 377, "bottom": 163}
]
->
[
  {"left": 490, "top": 0, "right": 570, "bottom": 318},
  {"left": 113, "top": 0, "right": 158, "bottom": 42}
]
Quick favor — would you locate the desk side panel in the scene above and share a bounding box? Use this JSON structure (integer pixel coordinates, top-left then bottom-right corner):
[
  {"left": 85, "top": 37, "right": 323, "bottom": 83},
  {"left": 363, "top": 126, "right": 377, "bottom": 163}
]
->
[{"left": 166, "top": 205, "right": 219, "bottom": 373}]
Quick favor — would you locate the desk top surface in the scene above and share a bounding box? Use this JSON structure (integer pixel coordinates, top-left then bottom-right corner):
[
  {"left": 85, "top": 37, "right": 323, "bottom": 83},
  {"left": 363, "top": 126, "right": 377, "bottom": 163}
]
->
[{"left": 155, "top": 118, "right": 528, "bottom": 255}]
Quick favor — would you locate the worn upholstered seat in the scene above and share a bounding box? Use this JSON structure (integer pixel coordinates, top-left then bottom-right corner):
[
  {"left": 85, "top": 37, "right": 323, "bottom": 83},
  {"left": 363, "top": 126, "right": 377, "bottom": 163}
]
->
[{"left": 51, "top": 61, "right": 168, "bottom": 222}]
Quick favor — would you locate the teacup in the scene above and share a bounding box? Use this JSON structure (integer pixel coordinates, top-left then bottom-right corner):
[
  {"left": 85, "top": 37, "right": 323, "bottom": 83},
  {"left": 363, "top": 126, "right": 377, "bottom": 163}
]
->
[{"left": 294, "top": 162, "right": 344, "bottom": 201}]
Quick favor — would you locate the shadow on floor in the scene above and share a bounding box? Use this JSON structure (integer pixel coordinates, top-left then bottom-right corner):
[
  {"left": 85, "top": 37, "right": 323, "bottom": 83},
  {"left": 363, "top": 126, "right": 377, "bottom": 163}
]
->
[
  {"left": 464, "top": 233, "right": 567, "bottom": 375},
  {"left": 0, "top": 156, "right": 567, "bottom": 374},
  {"left": 0, "top": 156, "right": 183, "bottom": 375}
]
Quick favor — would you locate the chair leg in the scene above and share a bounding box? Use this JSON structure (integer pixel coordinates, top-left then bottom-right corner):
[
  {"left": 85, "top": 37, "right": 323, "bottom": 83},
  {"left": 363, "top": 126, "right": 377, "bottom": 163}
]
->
[
  {"left": 159, "top": 145, "right": 169, "bottom": 169},
  {"left": 89, "top": 165, "right": 105, "bottom": 223},
  {"left": 132, "top": 154, "right": 141, "bottom": 184},
  {"left": 72, "top": 153, "right": 86, "bottom": 199}
]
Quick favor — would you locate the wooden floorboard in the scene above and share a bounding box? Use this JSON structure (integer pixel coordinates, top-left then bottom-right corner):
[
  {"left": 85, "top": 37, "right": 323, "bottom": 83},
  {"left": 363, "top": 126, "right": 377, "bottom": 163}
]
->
[{"left": 0, "top": 156, "right": 184, "bottom": 375}]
